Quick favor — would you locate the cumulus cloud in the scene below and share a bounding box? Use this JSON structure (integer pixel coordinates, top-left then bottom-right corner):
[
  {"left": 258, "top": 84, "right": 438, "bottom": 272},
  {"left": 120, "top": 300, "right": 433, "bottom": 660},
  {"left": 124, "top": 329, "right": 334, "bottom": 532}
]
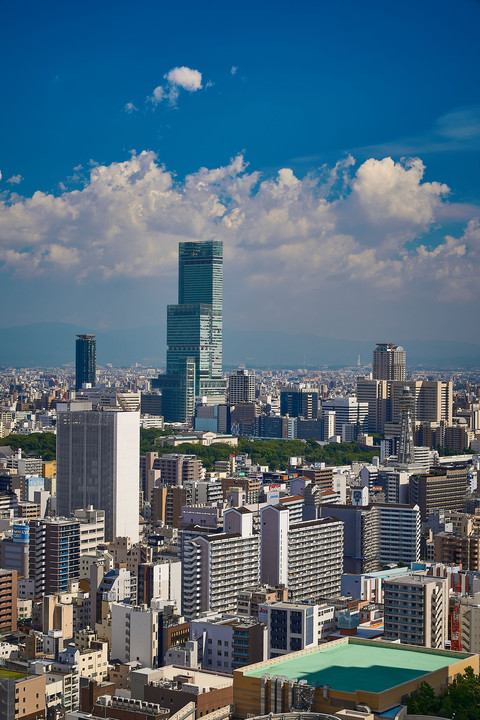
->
[
  {"left": 352, "top": 157, "right": 449, "bottom": 225},
  {"left": 124, "top": 102, "right": 138, "bottom": 113},
  {"left": 230, "top": 66, "right": 237, "bottom": 75},
  {"left": 165, "top": 66, "right": 202, "bottom": 92},
  {"left": 0, "top": 152, "right": 477, "bottom": 316},
  {"left": 148, "top": 66, "right": 203, "bottom": 107}
]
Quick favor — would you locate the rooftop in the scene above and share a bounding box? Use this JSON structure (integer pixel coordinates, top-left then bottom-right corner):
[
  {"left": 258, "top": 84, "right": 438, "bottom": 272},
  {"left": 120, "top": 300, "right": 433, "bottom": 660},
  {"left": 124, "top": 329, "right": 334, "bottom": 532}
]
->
[{"left": 242, "top": 639, "right": 472, "bottom": 694}]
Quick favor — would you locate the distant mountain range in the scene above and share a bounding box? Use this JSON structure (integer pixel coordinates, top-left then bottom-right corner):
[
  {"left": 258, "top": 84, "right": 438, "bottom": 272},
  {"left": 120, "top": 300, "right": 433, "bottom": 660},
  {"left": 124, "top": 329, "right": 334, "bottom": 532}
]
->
[{"left": 0, "top": 322, "right": 479, "bottom": 369}]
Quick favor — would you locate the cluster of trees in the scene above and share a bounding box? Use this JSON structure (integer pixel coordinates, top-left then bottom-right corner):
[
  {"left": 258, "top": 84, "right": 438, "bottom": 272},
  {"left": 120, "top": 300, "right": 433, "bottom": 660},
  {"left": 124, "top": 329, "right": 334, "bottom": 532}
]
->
[
  {"left": 0, "top": 432, "right": 56, "bottom": 461},
  {"left": 407, "top": 669, "right": 480, "bottom": 719},
  {"left": 3, "top": 428, "right": 378, "bottom": 472},
  {"left": 139, "top": 430, "right": 378, "bottom": 471}
]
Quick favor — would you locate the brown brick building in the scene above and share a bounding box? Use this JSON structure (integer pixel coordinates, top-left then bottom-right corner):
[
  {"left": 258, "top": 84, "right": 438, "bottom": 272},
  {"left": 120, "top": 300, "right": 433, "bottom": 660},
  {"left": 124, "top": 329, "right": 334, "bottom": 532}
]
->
[{"left": 0, "top": 569, "right": 17, "bottom": 633}]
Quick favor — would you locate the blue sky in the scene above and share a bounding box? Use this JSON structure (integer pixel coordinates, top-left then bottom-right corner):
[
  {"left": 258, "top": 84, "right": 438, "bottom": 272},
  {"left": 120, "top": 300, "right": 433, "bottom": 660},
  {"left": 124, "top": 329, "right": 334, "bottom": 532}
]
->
[{"left": 1, "top": 0, "right": 480, "bottom": 344}]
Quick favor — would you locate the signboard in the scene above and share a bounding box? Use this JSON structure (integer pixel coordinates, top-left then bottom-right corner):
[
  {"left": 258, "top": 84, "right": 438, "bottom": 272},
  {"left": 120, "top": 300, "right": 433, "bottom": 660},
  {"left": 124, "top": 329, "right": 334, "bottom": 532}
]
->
[{"left": 13, "top": 525, "right": 29, "bottom": 544}]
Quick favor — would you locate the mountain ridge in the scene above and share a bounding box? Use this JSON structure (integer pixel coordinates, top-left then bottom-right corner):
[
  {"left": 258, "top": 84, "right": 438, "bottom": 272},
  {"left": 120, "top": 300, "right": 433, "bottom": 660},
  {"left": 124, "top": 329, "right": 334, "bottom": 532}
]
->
[{"left": 1, "top": 322, "right": 479, "bottom": 369}]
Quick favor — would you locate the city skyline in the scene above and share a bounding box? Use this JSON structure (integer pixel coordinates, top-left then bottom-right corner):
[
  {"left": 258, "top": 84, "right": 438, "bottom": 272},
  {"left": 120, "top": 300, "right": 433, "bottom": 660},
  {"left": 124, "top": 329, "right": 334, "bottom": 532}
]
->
[{"left": 0, "top": 0, "right": 480, "bottom": 348}]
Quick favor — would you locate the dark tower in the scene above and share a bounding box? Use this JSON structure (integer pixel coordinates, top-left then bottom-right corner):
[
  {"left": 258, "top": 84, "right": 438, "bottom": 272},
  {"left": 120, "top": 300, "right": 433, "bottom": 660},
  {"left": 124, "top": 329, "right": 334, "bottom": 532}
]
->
[{"left": 75, "top": 334, "right": 96, "bottom": 391}]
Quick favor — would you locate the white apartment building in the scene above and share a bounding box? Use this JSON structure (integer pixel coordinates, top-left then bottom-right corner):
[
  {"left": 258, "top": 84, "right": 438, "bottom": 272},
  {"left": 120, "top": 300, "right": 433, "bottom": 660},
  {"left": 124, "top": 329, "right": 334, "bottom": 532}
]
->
[
  {"left": 58, "top": 640, "right": 109, "bottom": 681},
  {"left": 384, "top": 574, "right": 448, "bottom": 648},
  {"left": 74, "top": 507, "right": 105, "bottom": 555},
  {"left": 181, "top": 508, "right": 260, "bottom": 618},
  {"left": 111, "top": 603, "right": 162, "bottom": 667},
  {"left": 56, "top": 403, "right": 140, "bottom": 542},
  {"left": 260, "top": 504, "right": 343, "bottom": 602}
]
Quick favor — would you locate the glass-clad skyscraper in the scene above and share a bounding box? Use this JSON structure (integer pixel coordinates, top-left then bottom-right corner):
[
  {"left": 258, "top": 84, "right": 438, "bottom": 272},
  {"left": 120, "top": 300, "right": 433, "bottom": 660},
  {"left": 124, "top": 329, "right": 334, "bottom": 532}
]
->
[
  {"left": 153, "top": 241, "right": 226, "bottom": 422},
  {"left": 75, "top": 334, "right": 96, "bottom": 391}
]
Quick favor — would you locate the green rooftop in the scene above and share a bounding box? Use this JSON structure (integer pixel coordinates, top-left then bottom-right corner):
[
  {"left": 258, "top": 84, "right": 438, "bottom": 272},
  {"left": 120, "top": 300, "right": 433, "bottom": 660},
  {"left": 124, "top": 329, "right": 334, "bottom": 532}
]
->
[
  {"left": 244, "top": 641, "right": 465, "bottom": 694},
  {"left": 0, "top": 669, "right": 27, "bottom": 680}
]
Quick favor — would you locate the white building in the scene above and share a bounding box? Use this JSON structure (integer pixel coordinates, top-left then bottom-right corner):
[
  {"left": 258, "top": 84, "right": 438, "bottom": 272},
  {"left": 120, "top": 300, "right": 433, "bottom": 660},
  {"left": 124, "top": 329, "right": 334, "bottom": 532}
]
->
[
  {"left": 260, "top": 504, "right": 343, "bottom": 602},
  {"left": 111, "top": 603, "right": 162, "bottom": 667},
  {"left": 181, "top": 508, "right": 260, "bottom": 618},
  {"left": 74, "top": 507, "right": 105, "bottom": 555},
  {"left": 56, "top": 403, "right": 140, "bottom": 542},
  {"left": 322, "top": 397, "right": 368, "bottom": 437}
]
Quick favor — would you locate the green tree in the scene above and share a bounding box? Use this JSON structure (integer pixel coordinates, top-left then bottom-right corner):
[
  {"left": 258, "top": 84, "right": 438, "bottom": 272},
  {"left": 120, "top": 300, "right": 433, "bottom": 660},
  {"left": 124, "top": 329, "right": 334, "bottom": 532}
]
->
[{"left": 1, "top": 433, "right": 56, "bottom": 461}]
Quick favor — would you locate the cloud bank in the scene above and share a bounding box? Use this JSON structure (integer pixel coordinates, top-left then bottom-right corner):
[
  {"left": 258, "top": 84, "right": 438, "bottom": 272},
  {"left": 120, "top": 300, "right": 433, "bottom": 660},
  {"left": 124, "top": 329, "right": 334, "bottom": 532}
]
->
[{"left": 0, "top": 152, "right": 478, "bottom": 335}]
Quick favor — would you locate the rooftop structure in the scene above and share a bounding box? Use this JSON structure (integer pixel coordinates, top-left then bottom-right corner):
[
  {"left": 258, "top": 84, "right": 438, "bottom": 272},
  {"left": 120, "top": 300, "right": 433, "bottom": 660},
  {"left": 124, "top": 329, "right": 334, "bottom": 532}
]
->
[{"left": 233, "top": 637, "right": 479, "bottom": 717}]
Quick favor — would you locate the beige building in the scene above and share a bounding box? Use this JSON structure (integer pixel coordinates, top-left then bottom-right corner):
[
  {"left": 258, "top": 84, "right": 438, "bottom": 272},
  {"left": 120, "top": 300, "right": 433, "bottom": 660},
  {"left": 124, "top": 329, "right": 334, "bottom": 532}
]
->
[
  {"left": 384, "top": 574, "right": 448, "bottom": 648},
  {"left": 0, "top": 671, "right": 46, "bottom": 720}
]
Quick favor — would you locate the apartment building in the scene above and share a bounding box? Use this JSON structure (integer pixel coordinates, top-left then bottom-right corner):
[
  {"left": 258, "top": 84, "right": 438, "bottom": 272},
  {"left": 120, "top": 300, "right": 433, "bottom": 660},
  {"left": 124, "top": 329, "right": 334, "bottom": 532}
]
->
[
  {"left": 28, "top": 518, "right": 80, "bottom": 599},
  {"left": 181, "top": 508, "right": 260, "bottom": 618},
  {"left": 261, "top": 504, "right": 343, "bottom": 602},
  {"left": 0, "top": 671, "right": 46, "bottom": 720},
  {"left": 384, "top": 574, "right": 448, "bottom": 648},
  {"left": 410, "top": 464, "right": 469, "bottom": 521},
  {"left": 0, "top": 569, "right": 17, "bottom": 633},
  {"left": 319, "top": 503, "right": 421, "bottom": 574}
]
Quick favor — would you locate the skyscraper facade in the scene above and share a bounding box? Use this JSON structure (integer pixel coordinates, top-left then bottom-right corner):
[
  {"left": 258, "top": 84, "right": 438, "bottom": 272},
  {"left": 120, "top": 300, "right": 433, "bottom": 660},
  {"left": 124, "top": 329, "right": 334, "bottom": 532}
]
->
[
  {"left": 229, "top": 369, "right": 256, "bottom": 404},
  {"left": 153, "top": 241, "right": 226, "bottom": 422},
  {"left": 75, "top": 334, "right": 96, "bottom": 391},
  {"left": 56, "top": 402, "right": 140, "bottom": 542},
  {"left": 372, "top": 343, "right": 406, "bottom": 381}
]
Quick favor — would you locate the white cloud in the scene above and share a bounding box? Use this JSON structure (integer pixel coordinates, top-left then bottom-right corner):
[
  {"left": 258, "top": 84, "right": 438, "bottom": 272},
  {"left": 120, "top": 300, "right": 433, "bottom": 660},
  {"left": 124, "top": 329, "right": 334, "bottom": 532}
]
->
[
  {"left": 6, "top": 174, "right": 23, "bottom": 185},
  {"left": 352, "top": 157, "right": 449, "bottom": 226},
  {"left": 0, "top": 152, "right": 477, "bottom": 323},
  {"left": 165, "top": 66, "right": 202, "bottom": 92},
  {"left": 230, "top": 66, "right": 237, "bottom": 75},
  {"left": 147, "top": 66, "right": 203, "bottom": 108},
  {"left": 124, "top": 102, "right": 138, "bottom": 113}
]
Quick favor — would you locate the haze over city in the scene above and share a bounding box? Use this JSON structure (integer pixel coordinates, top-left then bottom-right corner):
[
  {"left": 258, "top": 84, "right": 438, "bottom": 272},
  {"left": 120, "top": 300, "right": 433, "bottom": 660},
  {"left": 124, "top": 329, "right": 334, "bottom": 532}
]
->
[{"left": 1, "top": 0, "right": 480, "bottom": 357}]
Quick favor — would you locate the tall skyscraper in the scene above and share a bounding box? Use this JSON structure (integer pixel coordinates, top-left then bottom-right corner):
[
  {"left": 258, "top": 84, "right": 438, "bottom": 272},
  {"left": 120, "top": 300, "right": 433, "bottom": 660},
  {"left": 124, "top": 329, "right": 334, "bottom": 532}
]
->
[
  {"left": 372, "top": 343, "right": 406, "bottom": 381},
  {"left": 56, "top": 402, "right": 140, "bottom": 542},
  {"left": 75, "top": 334, "right": 96, "bottom": 391},
  {"left": 153, "top": 241, "right": 226, "bottom": 422}
]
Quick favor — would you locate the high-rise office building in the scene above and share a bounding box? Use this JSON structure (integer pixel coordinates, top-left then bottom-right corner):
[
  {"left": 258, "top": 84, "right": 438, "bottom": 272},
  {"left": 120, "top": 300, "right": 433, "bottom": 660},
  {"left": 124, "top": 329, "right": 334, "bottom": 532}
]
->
[
  {"left": 229, "top": 369, "right": 256, "bottom": 404},
  {"left": 153, "top": 241, "right": 226, "bottom": 423},
  {"left": 75, "top": 334, "right": 96, "bottom": 391},
  {"left": 373, "top": 343, "right": 406, "bottom": 381},
  {"left": 280, "top": 385, "right": 319, "bottom": 419},
  {"left": 56, "top": 402, "right": 140, "bottom": 542}
]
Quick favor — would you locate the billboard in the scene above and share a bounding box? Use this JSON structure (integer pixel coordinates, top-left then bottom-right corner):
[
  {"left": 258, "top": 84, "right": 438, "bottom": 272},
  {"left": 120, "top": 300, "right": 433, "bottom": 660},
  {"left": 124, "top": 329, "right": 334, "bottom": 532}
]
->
[{"left": 13, "top": 525, "right": 29, "bottom": 544}]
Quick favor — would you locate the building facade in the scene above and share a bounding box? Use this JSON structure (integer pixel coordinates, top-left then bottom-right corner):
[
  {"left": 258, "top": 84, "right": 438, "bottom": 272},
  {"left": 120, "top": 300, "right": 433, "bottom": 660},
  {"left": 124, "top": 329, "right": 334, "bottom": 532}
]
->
[
  {"left": 384, "top": 574, "right": 449, "bottom": 648},
  {"left": 153, "top": 241, "right": 226, "bottom": 422},
  {"left": 75, "top": 334, "right": 96, "bottom": 391},
  {"left": 56, "top": 403, "right": 140, "bottom": 542},
  {"left": 372, "top": 343, "right": 406, "bottom": 381}
]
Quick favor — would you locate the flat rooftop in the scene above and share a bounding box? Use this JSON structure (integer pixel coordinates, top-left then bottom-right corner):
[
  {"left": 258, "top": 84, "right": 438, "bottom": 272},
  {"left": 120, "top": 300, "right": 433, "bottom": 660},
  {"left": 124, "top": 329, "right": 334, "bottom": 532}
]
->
[{"left": 243, "top": 640, "right": 468, "bottom": 694}]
